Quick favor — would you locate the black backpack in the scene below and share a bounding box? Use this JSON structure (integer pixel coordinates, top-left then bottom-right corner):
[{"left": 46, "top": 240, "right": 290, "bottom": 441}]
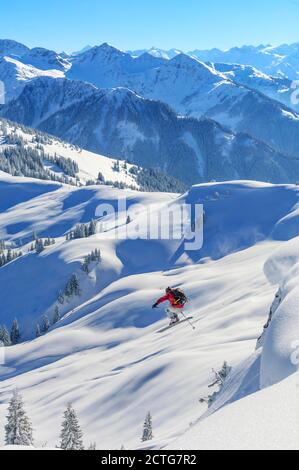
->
[{"left": 172, "top": 288, "right": 188, "bottom": 306}]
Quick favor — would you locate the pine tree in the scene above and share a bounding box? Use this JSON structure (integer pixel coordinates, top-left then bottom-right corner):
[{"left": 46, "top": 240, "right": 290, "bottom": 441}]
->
[
  {"left": 94, "top": 248, "right": 101, "bottom": 262},
  {"left": 5, "top": 390, "right": 34, "bottom": 446},
  {"left": 0, "top": 325, "right": 12, "bottom": 346},
  {"left": 71, "top": 274, "right": 80, "bottom": 296},
  {"left": 141, "top": 412, "right": 153, "bottom": 442},
  {"left": 65, "top": 274, "right": 81, "bottom": 298},
  {"left": 41, "top": 315, "right": 50, "bottom": 334},
  {"left": 10, "top": 319, "right": 20, "bottom": 344},
  {"left": 60, "top": 404, "right": 84, "bottom": 450},
  {"left": 52, "top": 306, "right": 60, "bottom": 325},
  {"left": 36, "top": 324, "right": 41, "bottom": 338},
  {"left": 6, "top": 249, "right": 12, "bottom": 263},
  {"left": 88, "top": 220, "right": 97, "bottom": 236},
  {"left": 81, "top": 257, "right": 89, "bottom": 274},
  {"left": 35, "top": 239, "right": 44, "bottom": 254},
  {"left": 58, "top": 290, "right": 65, "bottom": 305}
]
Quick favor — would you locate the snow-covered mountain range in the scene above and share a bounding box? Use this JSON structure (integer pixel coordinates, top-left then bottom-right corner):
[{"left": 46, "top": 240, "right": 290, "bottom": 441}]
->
[
  {"left": 129, "top": 42, "right": 299, "bottom": 80},
  {"left": 2, "top": 78, "right": 299, "bottom": 185},
  {"left": 1, "top": 40, "right": 299, "bottom": 187}
]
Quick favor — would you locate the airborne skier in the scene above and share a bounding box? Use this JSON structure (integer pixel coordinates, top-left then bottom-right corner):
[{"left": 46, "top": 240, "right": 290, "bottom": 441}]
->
[{"left": 152, "top": 287, "right": 188, "bottom": 326}]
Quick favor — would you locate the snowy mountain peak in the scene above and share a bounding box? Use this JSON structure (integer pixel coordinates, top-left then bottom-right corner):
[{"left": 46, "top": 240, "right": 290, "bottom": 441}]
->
[
  {"left": 20, "top": 47, "right": 71, "bottom": 71},
  {"left": 106, "top": 86, "right": 144, "bottom": 102},
  {"left": 0, "top": 39, "right": 30, "bottom": 57},
  {"left": 169, "top": 53, "right": 228, "bottom": 80},
  {"left": 71, "top": 45, "right": 94, "bottom": 56},
  {"left": 76, "top": 42, "right": 126, "bottom": 62}
]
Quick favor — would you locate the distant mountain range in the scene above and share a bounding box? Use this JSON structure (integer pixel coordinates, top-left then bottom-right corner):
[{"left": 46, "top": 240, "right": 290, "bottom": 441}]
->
[
  {"left": 128, "top": 42, "right": 299, "bottom": 79},
  {"left": 1, "top": 38, "right": 299, "bottom": 185}
]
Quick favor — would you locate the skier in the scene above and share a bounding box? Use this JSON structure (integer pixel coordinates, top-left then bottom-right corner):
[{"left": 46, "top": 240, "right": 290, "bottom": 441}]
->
[{"left": 152, "top": 287, "right": 187, "bottom": 326}]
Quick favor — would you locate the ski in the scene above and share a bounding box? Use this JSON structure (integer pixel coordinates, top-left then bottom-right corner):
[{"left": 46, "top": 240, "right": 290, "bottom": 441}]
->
[{"left": 157, "top": 317, "right": 194, "bottom": 333}]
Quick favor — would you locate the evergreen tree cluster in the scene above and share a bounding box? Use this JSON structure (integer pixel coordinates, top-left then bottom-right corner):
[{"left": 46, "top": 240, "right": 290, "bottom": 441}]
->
[
  {"left": 88, "top": 162, "right": 186, "bottom": 194},
  {"left": 35, "top": 306, "right": 61, "bottom": 338},
  {"left": 66, "top": 220, "right": 97, "bottom": 240},
  {"left": 112, "top": 160, "right": 121, "bottom": 172},
  {"left": 48, "top": 153, "right": 79, "bottom": 178},
  {"left": 31, "top": 237, "right": 55, "bottom": 254},
  {"left": 0, "top": 119, "right": 79, "bottom": 185},
  {"left": 0, "top": 318, "right": 21, "bottom": 346},
  {"left": 3, "top": 389, "right": 153, "bottom": 450},
  {"left": 0, "top": 248, "right": 22, "bottom": 268},
  {"left": 57, "top": 274, "right": 81, "bottom": 305},
  {"left": 4, "top": 391, "right": 83, "bottom": 450},
  {"left": 137, "top": 167, "right": 187, "bottom": 193},
  {"left": 0, "top": 144, "right": 78, "bottom": 184},
  {"left": 4, "top": 391, "right": 84, "bottom": 450},
  {"left": 81, "top": 249, "right": 102, "bottom": 274},
  {"left": 0, "top": 239, "right": 6, "bottom": 251}
]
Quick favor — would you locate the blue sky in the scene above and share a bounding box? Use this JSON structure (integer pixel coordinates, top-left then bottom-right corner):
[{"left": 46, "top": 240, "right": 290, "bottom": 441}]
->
[{"left": 1, "top": 0, "right": 299, "bottom": 52}]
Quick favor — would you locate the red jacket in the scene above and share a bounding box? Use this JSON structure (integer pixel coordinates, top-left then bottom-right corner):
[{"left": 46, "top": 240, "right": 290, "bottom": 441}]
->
[{"left": 156, "top": 292, "right": 184, "bottom": 309}]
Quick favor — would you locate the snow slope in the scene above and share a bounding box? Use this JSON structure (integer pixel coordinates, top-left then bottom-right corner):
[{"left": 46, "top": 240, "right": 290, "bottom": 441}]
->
[
  {"left": 0, "top": 119, "right": 140, "bottom": 188},
  {"left": 212, "top": 63, "right": 297, "bottom": 112},
  {"left": 166, "top": 371, "right": 299, "bottom": 450},
  {"left": 260, "top": 237, "right": 299, "bottom": 388},
  {"left": 163, "top": 232, "right": 299, "bottom": 450},
  {"left": 1, "top": 175, "right": 299, "bottom": 449},
  {"left": 0, "top": 56, "right": 65, "bottom": 102}
]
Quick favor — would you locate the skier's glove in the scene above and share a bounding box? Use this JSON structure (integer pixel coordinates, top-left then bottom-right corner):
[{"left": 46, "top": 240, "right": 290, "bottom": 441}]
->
[{"left": 152, "top": 303, "right": 158, "bottom": 309}]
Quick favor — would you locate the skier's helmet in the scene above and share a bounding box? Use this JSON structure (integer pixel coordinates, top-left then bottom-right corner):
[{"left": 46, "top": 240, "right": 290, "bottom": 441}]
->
[{"left": 166, "top": 287, "right": 172, "bottom": 293}]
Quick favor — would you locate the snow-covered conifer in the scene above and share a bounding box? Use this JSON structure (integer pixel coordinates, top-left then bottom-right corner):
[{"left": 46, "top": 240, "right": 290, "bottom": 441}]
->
[
  {"left": 35, "top": 239, "right": 44, "bottom": 254},
  {"left": 60, "top": 404, "right": 84, "bottom": 450},
  {"left": 41, "top": 314, "right": 50, "bottom": 333},
  {"left": 52, "top": 306, "right": 60, "bottom": 325},
  {"left": 5, "top": 390, "right": 34, "bottom": 446},
  {"left": 36, "top": 324, "right": 41, "bottom": 338},
  {"left": 141, "top": 412, "right": 153, "bottom": 442},
  {"left": 10, "top": 319, "right": 20, "bottom": 344},
  {"left": 0, "top": 325, "right": 12, "bottom": 346}
]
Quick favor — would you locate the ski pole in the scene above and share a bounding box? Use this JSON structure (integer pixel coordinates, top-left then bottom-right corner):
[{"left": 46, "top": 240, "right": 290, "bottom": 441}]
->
[{"left": 181, "top": 312, "right": 196, "bottom": 330}]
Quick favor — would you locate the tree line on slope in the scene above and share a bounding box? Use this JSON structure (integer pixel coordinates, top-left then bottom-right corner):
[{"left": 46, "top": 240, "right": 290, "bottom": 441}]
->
[
  {"left": 0, "top": 235, "right": 57, "bottom": 269},
  {"left": 94, "top": 163, "right": 187, "bottom": 193},
  {"left": 0, "top": 143, "right": 79, "bottom": 185},
  {"left": 3, "top": 390, "right": 154, "bottom": 450},
  {"left": 0, "top": 248, "right": 22, "bottom": 267},
  {"left": 0, "top": 118, "right": 186, "bottom": 193}
]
